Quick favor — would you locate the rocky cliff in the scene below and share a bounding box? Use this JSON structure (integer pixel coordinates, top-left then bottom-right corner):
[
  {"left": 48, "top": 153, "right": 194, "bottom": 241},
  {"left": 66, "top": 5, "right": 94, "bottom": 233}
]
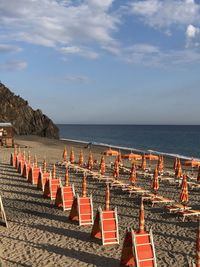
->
[{"left": 0, "top": 82, "right": 59, "bottom": 139}]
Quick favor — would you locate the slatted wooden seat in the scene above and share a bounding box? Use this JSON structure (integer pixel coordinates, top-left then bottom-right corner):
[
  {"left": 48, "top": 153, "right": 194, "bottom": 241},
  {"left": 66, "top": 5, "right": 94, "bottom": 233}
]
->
[{"left": 55, "top": 184, "right": 75, "bottom": 211}]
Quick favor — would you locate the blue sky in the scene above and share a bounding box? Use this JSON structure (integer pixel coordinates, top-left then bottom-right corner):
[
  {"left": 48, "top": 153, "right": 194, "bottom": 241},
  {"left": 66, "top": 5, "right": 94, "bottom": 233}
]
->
[{"left": 0, "top": 0, "right": 200, "bottom": 124}]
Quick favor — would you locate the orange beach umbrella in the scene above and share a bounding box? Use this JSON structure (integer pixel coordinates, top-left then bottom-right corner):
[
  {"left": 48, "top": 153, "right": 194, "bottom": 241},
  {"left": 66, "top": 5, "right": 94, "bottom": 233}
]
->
[
  {"left": 79, "top": 150, "right": 84, "bottom": 167},
  {"left": 105, "top": 183, "right": 110, "bottom": 211},
  {"left": 152, "top": 167, "right": 159, "bottom": 194},
  {"left": 139, "top": 198, "right": 145, "bottom": 233},
  {"left": 141, "top": 154, "right": 147, "bottom": 171},
  {"left": 82, "top": 173, "right": 87, "bottom": 197},
  {"left": 129, "top": 163, "right": 137, "bottom": 186},
  {"left": 180, "top": 174, "right": 189, "bottom": 204},
  {"left": 70, "top": 148, "right": 75, "bottom": 164},
  {"left": 100, "top": 156, "right": 106, "bottom": 175},
  {"left": 103, "top": 147, "right": 119, "bottom": 156},
  {"left": 144, "top": 154, "right": 159, "bottom": 161},
  {"left": 122, "top": 152, "right": 141, "bottom": 161},
  {"left": 87, "top": 151, "right": 94, "bottom": 170},
  {"left": 62, "top": 146, "right": 67, "bottom": 161},
  {"left": 184, "top": 159, "right": 200, "bottom": 168}
]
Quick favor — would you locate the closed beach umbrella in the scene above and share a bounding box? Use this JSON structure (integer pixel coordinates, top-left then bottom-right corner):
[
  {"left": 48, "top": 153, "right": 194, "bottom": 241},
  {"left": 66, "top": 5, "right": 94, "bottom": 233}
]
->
[
  {"left": 105, "top": 183, "right": 110, "bottom": 211},
  {"left": 180, "top": 174, "right": 189, "bottom": 205},
  {"left": 52, "top": 164, "right": 56, "bottom": 179},
  {"left": 139, "top": 198, "right": 145, "bottom": 233},
  {"left": 70, "top": 148, "right": 75, "bottom": 164},
  {"left": 129, "top": 163, "right": 137, "bottom": 185},
  {"left": 117, "top": 152, "right": 122, "bottom": 164},
  {"left": 79, "top": 150, "right": 84, "bottom": 167},
  {"left": 34, "top": 155, "right": 37, "bottom": 168},
  {"left": 197, "top": 167, "right": 200, "bottom": 183},
  {"left": 113, "top": 159, "right": 119, "bottom": 178},
  {"left": 62, "top": 146, "right": 67, "bottom": 161},
  {"left": 157, "top": 155, "right": 163, "bottom": 174},
  {"left": 28, "top": 151, "right": 31, "bottom": 165},
  {"left": 43, "top": 159, "right": 47, "bottom": 173},
  {"left": 196, "top": 220, "right": 200, "bottom": 267},
  {"left": 100, "top": 156, "right": 106, "bottom": 175},
  {"left": 87, "top": 151, "right": 93, "bottom": 170},
  {"left": 82, "top": 173, "right": 87, "bottom": 197},
  {"left": 175, "top": 160, "right": 182, "bottom": 178},
  {"left": 173, "top": 158, "right": 178, "bottom": 170},
  {"left": 141, "top": 154, "right": 147, "bottom": 171},
  {"left": 65, "top": 167, "right": 69, "bottom": 186},
  {"left": 152, "top": 167, "right": 159, "bottom": 195}
]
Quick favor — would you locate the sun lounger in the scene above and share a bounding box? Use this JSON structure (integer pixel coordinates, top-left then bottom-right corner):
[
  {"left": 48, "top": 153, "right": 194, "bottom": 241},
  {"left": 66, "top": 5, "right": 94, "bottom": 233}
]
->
[
  {"left": 177, "top": 209, "right": 200, "bottom": 221},
  {"left": 122, "top": 186, "right": 150, "bottom": 196},
  {"left": 188, "top": 182, "right": 200, "bottom": 190},
  {"left": 110, "top": 180, "right": 129, "bottom": 188},
  {"left": 143, "top": 195, "right": 174, "bottom": 207},
  {"left": 165, "top": 203, "right": 192, "bottom": 213}
]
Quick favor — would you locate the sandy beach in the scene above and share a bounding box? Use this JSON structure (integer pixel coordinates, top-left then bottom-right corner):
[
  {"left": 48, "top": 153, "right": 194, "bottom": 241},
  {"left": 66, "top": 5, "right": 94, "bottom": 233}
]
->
[{"left": 0, "top": 135, "right": 199, "bottom": 267}]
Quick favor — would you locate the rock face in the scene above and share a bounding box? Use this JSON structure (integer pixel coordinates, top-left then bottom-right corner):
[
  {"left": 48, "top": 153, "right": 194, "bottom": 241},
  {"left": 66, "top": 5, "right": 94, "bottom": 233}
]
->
[{"left": 0, "top": 82, "right": 59, "bottom": 139}]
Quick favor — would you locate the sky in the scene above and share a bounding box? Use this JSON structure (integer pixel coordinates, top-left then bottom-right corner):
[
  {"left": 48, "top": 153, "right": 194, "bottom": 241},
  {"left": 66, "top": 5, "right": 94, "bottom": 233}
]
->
[{"left": 0, "top": 0, "right": 200, "bottom": 124}]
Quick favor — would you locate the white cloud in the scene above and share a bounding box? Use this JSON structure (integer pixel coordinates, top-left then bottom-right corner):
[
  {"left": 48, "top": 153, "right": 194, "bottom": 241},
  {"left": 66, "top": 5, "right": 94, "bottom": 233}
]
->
[
  {"left": 186, "top": 24, "right": 199, "bottom": 38},
  {"left": 0, "top": 0, "right": 119, "bottom": 58},
  {"left": 60, "top": 46, "right": 99, "bottom": 59},
  {"left": 0, "top": 60, "right": 27, "bottom": 71},
  {"left": 0, "top": 44, "right": 22, "bottom": 53},
  {"left": 63, "top": 75, "right": 91, "bottom": 83},
  {"left": 130, "top": 0, "right": 200, "bottom": 28}
]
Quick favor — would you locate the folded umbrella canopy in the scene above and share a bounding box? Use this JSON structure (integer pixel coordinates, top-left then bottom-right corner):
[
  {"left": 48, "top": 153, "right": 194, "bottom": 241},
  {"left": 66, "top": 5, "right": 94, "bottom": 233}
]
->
[{"left": 180, "top": 174, "right": 189, "bottom": 206}]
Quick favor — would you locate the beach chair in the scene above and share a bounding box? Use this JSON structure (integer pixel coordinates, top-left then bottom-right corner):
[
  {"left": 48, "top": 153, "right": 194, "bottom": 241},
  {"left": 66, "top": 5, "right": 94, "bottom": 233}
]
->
[
  {"left": 37, "top": 170, "right": 50, "bottom": 191},
  {"left": 69, "top": 194, "right": 94, "bottom": 226},
  {"left": 165, "top": 203, "right": 192, "bottom": 213},
  {"left": 17, "top": 158, "right": 26, "bottom": 175},
  {"left": 120, "top": 228, "right": 157, "bottom": 267},
  {"left": 122, "top": 186, "right": 150, "bottom": 197},
  {"left": 55, "top": 183, "right": 75, "bottom": 211},
  {"left": 0, "top": 196, "right": 8, "bottom": 228},
  {"left": 110, "top": 180, "right": 129, "bottom": 189},
  {"left": 27, "top": 165, "right": 40, "bottom": 185},
  {"left": 177, "top": 209, "right": 200, "bottom": 222},
  {"left": 10, "top": 152, "right": 16, "bottom": 167},
  {"left": 143, "top": 194, "right": 174, "bottom": 207}
]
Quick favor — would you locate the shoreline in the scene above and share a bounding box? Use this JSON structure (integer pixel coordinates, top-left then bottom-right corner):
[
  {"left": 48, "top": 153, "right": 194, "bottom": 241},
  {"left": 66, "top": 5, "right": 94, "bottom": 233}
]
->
[{"left": 60, "top": 137, "right": 196, "bottom": 161}]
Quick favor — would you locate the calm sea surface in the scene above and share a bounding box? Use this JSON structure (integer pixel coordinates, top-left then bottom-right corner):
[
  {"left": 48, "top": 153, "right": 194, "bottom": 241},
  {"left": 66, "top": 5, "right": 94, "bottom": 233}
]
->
[{"left": 57, "top": 125, "right": 200, "bottom": 159}]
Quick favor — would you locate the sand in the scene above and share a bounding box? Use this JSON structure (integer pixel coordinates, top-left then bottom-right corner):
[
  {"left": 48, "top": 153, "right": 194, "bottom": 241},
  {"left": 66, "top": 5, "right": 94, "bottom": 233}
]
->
[{"left": 0, "top": 135, "right": 199, "bottom": 267}]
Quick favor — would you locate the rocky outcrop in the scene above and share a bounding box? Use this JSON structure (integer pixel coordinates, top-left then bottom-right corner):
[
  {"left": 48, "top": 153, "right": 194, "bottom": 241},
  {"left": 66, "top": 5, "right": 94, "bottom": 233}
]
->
[{"left": 0, "top": 82, "right": 59, "bottom": 138}]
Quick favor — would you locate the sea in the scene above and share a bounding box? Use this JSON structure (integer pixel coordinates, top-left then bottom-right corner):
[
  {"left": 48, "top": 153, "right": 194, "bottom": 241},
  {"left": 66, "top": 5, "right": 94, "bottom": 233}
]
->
[{"left": 57, "top": 125, "right": 200, "bottom": 160}]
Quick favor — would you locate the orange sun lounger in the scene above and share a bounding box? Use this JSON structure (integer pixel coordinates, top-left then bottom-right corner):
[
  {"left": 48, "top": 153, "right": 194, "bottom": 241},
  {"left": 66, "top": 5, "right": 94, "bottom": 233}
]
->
[{"left": 55, "top": 184, "right": 75, "bottom": 211}]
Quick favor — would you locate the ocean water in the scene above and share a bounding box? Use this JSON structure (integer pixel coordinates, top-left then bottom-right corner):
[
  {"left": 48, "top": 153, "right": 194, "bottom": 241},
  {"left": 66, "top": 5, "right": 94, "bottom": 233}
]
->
[{"left": 57, "top": 124, "right": 200, "bottom": 159}]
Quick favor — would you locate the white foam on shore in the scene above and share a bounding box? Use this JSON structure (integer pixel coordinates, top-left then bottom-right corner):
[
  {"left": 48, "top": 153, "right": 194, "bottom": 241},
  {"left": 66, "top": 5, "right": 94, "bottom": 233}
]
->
[{"left": 61, "top": 137, "right": 200, "bottom": 160}]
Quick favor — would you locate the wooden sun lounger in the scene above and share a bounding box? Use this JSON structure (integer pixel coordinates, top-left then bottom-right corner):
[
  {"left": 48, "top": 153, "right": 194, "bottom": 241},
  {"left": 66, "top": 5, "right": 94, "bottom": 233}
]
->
[
  {"left": 143, "top": 194, "right": 174, "bottom": 207},
  {"left": 177, "top": 209, "right": 200, "bottom": 221},
  {"left": 165, "top": 203, "right": 192, "bottom": 213},
  {"left": 122, "top": 186, "right": 150, "bottom": 196},
  {"left": 188, "top": 182, "right": 200, "bottom": 190}
]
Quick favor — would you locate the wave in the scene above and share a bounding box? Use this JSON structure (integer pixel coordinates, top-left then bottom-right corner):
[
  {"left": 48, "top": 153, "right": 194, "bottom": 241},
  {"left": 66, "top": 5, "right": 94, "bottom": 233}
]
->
[{"left": 60, "top": 138, "right": 199, "bottom": 160}]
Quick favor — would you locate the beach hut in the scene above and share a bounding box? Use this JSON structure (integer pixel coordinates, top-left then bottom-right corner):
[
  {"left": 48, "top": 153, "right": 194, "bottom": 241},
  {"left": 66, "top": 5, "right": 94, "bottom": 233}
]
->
[{"left": 0, "top": 122, "right": 14, "bottom": 147}]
